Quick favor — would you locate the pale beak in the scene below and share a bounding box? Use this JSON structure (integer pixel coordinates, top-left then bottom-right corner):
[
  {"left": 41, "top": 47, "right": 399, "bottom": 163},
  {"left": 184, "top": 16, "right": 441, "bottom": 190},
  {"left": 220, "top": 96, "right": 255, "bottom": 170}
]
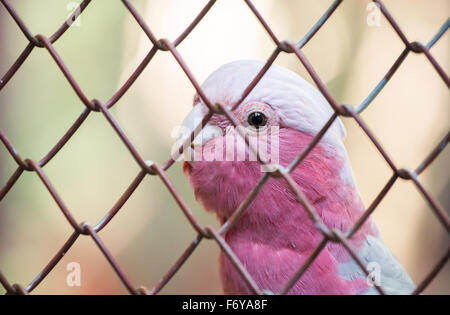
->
[{"left": 174, "top": 103, "right": 223, "bottom": 163}]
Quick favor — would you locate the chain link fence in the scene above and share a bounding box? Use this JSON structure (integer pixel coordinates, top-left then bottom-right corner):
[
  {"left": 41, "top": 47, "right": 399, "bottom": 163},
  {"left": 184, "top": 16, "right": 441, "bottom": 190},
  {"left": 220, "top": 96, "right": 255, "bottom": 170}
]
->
[{"left": 0, "top": 0, "right": 448, "bottom": 295}]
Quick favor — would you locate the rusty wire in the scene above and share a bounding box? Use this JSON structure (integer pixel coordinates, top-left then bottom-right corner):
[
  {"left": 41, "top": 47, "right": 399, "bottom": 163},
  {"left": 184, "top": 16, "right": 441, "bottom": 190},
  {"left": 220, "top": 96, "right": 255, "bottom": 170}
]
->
[{"left": 0, "top": 0, "right": 449, "bottom": 295}]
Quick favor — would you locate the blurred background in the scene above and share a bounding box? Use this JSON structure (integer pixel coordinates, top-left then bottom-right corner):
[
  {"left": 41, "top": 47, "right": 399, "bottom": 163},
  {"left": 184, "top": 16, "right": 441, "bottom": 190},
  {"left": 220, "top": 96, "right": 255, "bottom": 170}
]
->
[{"left": 0, "top": 0, "right": 448, "bottom": 294}]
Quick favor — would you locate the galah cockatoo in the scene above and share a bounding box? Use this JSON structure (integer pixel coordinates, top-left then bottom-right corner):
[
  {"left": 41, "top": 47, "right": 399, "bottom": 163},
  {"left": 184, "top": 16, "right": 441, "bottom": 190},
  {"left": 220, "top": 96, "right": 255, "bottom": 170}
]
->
[{"left": 176, "top": 60, "right": 415, "bottom": 295}]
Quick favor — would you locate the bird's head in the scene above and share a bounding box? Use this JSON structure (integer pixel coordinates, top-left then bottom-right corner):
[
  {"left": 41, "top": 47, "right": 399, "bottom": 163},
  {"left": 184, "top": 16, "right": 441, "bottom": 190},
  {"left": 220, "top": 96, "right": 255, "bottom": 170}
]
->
[{"left": 175, "top": 60, "right": 352, "bottom": 222}]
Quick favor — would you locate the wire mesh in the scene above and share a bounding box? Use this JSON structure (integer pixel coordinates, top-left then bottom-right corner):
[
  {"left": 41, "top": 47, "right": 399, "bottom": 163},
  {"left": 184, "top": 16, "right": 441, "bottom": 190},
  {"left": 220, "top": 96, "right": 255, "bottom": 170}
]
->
[{"left": 0, "top": 0, "right": 449, "bottom": 295}]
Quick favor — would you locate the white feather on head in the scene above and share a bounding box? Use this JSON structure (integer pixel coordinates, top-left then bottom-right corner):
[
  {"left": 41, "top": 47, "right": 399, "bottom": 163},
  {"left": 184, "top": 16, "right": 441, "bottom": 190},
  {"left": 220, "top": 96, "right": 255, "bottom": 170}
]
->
[
  {"left": 198, "top": 60, "right": 346, "bottom": 145},
  {"left": 177, "top": 60, "right": 356, "bottom": 187}
]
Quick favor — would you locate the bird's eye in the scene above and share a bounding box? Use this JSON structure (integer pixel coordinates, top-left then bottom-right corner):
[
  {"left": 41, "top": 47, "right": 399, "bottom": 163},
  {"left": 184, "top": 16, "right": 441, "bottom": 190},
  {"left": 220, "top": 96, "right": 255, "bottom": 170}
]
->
[{"left": 247, "top": 112, "right": 267, "bottom": 129}]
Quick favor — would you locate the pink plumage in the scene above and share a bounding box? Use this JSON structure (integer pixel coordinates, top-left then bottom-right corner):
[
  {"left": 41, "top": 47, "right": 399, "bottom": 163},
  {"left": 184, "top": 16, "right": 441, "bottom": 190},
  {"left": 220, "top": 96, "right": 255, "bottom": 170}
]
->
[{"left": 177, "top": 60, "right": 415, "bottom": 295}]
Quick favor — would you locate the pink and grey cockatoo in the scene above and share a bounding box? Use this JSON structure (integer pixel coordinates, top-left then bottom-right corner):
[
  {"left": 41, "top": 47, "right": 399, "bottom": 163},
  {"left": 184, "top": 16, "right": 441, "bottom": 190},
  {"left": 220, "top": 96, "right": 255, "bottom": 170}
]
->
[{"left": 176, "top": 60, "right": 415, "bottom": 295}]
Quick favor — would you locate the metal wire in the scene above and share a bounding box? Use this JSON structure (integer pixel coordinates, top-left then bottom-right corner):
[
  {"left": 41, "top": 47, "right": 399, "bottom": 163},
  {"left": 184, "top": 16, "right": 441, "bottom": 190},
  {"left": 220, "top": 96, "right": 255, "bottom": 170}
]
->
[{"left": 0, "top": 0, "right": 449, "bottom": 295}]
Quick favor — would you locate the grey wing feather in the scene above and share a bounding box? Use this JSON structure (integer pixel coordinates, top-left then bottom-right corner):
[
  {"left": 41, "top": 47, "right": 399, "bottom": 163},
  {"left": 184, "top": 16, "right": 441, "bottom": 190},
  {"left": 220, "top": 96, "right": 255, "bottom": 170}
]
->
[{"left": 338, "top": 235, "right": 416, "bottom": 295}]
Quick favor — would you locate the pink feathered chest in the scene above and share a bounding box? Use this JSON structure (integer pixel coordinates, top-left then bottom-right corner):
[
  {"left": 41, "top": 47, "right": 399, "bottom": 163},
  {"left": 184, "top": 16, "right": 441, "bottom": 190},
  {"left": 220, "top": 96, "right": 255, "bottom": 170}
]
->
[{"left": 186, "top": 129, "right": 377, "bottom": 294}]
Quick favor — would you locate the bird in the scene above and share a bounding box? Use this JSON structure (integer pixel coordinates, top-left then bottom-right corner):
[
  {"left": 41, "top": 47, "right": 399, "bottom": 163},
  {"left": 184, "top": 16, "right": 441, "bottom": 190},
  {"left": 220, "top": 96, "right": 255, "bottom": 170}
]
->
[{"left": 175, "top": 60, "right": 416, "bottom": 295}]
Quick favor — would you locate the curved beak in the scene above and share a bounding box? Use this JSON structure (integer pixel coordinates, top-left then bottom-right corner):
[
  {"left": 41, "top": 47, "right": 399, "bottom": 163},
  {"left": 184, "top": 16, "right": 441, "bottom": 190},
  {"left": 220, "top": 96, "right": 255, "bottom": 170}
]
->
[{"left": 174, "top": 104, "right": 223, "bottom": 164}]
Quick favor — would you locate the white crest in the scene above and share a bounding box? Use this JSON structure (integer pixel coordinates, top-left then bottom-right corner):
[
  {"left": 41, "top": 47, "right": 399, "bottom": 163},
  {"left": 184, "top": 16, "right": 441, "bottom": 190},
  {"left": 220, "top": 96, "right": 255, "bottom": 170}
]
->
[{"left": 197, "top": 60, "right": 346, "bottom": 145}]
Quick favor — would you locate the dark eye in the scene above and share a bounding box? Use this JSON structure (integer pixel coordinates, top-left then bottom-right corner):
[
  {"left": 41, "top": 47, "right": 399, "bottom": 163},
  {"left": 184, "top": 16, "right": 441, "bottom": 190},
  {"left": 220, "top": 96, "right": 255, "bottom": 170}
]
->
[{"left": 247, "top": 112, "right": 267, "bottom": 129}]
